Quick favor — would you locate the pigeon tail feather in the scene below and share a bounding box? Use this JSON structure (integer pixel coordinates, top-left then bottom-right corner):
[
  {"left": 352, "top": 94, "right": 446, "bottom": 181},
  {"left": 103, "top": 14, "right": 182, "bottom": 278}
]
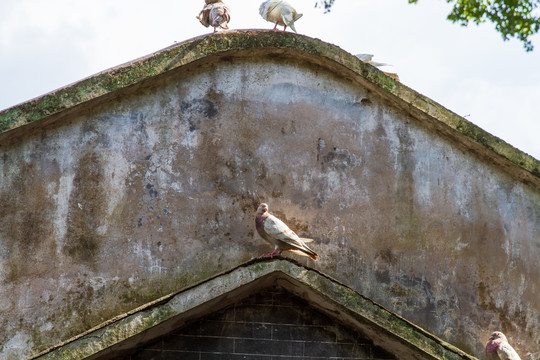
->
[
  {"left": 280, "top": 10, "right": 302, "bottom": 32},
  {"left": 288, "top": 248, "right": 319, "bottom": 261},
  {"left": 284, "top": 17, "right": 297, "bottom": 32}
]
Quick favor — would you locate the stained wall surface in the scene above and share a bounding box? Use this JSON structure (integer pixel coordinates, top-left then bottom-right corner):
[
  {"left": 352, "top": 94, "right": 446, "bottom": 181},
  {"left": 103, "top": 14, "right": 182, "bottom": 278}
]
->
[{"left": 0, "top": 35, "right": 539, "bottom": 359}]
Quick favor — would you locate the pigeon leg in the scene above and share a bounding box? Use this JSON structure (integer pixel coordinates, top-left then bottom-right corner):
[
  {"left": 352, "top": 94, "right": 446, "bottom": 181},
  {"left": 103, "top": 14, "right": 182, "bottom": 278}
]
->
[
  {"left": 263, "top": 248, "right": 280, "bottom": 258},
  {"left": 283, "top": 25, "right": 287, "bottom": 31},
  {"left": 214, "top": 27, "right": 217, "bottom": 33},
  {"left": 273, "top": 22, "right": 278, "bottom": 30}
]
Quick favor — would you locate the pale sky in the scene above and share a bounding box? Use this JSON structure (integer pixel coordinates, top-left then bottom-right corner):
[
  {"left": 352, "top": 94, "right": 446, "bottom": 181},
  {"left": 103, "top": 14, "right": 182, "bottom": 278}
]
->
[{"left": 1, "top": 0, "right": 539, "bottom": 159}]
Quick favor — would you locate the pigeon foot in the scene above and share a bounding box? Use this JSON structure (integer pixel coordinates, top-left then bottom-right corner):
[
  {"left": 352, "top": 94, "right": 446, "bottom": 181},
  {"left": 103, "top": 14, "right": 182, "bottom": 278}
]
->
[{"left": 263, "top": 249, "right": 281, "bottom": 258}]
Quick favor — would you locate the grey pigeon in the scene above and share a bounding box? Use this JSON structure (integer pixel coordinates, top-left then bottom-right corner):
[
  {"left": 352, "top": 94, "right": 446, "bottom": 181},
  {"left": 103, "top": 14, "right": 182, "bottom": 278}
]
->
[
  {"left": 196, "top": 0, "right": 231, "bottom": 33},
  {"left": 255, "top": 203, "right": 318, "bottom": 261},
  {"left": 486, "top": 331, "right": 521, "bottom": 360},
  {"left": 259, "top": 0, "right": 303, "bottom": 32}
]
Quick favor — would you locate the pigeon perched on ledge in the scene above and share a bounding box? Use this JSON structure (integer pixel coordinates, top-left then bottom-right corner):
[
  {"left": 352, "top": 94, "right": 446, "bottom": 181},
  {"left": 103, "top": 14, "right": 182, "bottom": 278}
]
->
[
  {"left": 196, "top": 0, "right": 231, "bottom": 33},
  {"left": 355, "top": 54, "right": 391, "bottom": 68},
  {"left": 354, "top": 54, "right": 400, "bottom": 81},
  {"left": 259, "top": 0, "right": 303, "bottom": 32},
  {"left": 255, "top": 203, "right": 319, "bottom": 261},
  {"left": 486, "top": 331, "right": 521, "bottom": 360}
]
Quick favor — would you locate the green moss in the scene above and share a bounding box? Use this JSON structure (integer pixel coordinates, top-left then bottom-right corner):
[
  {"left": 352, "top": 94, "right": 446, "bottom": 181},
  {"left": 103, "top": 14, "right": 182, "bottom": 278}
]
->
[
  {"left": 31, "top": 258, "right": 478, "bottom": 360},
  {"left": 0, "top": 30, "right": 537, "bottom": 183}
]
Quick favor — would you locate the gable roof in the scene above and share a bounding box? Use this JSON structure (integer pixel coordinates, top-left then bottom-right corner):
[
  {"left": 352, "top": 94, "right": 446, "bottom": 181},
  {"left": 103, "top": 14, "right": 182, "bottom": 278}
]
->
[
  {"left": 0, "top": 30, "right": 538, "bottom": 188},
  {"left": 29, "top": 258, "right": 477, "bottom": 360}
]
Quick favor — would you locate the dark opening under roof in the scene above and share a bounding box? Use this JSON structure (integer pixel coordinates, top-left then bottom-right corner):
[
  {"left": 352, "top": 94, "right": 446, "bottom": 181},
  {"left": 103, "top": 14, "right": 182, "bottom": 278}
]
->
[{"left": 30, "top": 257, "right": 478, "bottom": 360}]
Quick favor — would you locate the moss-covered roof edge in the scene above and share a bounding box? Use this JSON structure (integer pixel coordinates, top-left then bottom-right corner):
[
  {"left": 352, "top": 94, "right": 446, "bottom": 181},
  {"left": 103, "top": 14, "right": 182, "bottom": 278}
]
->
[
  {"left": 28, "top": 257, "right": 478, "bottom": 360},
  {"left": 1, "top": 30, "right": 538, "bottom": 183}
]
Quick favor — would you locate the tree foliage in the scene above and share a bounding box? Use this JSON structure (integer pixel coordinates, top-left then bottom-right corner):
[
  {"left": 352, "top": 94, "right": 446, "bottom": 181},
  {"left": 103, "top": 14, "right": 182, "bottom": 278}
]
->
[{"left": 315, "top": 0, "right": 540, "bottom": 51}]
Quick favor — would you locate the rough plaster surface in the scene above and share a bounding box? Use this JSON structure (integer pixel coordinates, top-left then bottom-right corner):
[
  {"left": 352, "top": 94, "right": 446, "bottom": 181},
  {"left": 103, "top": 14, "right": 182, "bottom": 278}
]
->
[
  {"left": 31, "top": 259, "right": 476, "bottom": 360},
  {"left": 0, "top": 52, "right": 539, "bottom": 359}
]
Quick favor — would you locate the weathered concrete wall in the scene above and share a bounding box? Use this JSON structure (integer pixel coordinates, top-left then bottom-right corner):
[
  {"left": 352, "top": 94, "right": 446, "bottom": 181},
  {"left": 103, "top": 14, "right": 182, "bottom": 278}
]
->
[{"left": 0, "top": 32, "right": 539, "bottom": 359}]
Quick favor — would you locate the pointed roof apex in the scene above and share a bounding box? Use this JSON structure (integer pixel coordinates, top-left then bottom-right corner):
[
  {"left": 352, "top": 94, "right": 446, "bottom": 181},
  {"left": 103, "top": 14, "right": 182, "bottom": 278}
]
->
[
  {"left": 1, "top": 30, "right": 538, "bottom": 187},
  {"left": 31, "top": 257, "right": 477, "bottom": 360}
]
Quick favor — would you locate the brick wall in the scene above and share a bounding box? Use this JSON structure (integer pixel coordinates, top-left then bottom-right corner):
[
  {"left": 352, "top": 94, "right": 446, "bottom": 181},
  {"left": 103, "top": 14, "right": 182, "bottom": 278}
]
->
[{"left": 123, "top": 288, "right": 396, "bottom": 359}]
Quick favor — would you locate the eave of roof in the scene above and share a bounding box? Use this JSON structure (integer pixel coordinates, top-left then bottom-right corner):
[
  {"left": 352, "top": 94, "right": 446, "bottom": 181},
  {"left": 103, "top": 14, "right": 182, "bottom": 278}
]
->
[
  {"left": 29, "top": 257, "right": 477, "bottom": 360},
  {"left": 0, "top": 30, "right": 538, "bottom": 187}
]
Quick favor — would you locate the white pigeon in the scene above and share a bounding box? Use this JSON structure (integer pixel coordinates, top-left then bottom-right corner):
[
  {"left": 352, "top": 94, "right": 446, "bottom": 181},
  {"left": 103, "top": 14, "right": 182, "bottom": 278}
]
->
[
  {"left": 354, "top": 53, "right": 399, "bottom": 81},
  {"left": 485, "top": 331, "right": 521, "bottom": 360},
  {"left": 355, "top": 54, "right": 391, "bottom": 68},
  {"left": 259, "top": 0, "right": 303, "bottom": 32},
  {"left": 255, "top": 203, "right": 318, "bottom": 261},
  {"left": 196, "top": 0, "right": 231, "bottom": 33}
]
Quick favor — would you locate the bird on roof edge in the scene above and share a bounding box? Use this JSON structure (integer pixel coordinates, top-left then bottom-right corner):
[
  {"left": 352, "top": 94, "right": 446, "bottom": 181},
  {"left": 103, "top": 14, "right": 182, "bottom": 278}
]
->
[
  {"left": 259, "top": 0, "right": 303, "bottom": 33},
  {"left": 355, "top": 54, "right": 391, "bottom": 68},
  {"left": 354, "top": 53, "right": 400, "bottom": 81},
  {"left": 255, "top": 203, "right": 319, "bottom": 261},
  {"left": 196, "top": 0, "right": 231, "bottom": 33},
  {"left": 485, "top": 331, "right": 522, "bottom": 360}
]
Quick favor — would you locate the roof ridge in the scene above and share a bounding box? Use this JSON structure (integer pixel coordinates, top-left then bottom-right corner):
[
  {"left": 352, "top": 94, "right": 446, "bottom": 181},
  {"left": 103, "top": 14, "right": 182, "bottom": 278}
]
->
[
  {"left": 1, "top": 30, "right": 537, "bottom": 187},
  {"left": 29, "top": 257, "right": 478, "bottom": 360}
]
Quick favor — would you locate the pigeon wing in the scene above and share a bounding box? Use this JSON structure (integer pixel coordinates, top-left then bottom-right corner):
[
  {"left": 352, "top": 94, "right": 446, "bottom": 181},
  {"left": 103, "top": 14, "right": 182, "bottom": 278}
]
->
[
  {"left": 263, "top": 214, "right": 304, "bottom": 246},
  {"left": 210, "top": 3, "right": 230, "bottom": 29},
  {"left": 196, "top": 4, "right": 213, "bottom": 27},
  {"left": 259, "top": 0, "right": 271, "bottom": 20},
  {"left": 497, "top": 342, "right": 521, "bottom": 360}
]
